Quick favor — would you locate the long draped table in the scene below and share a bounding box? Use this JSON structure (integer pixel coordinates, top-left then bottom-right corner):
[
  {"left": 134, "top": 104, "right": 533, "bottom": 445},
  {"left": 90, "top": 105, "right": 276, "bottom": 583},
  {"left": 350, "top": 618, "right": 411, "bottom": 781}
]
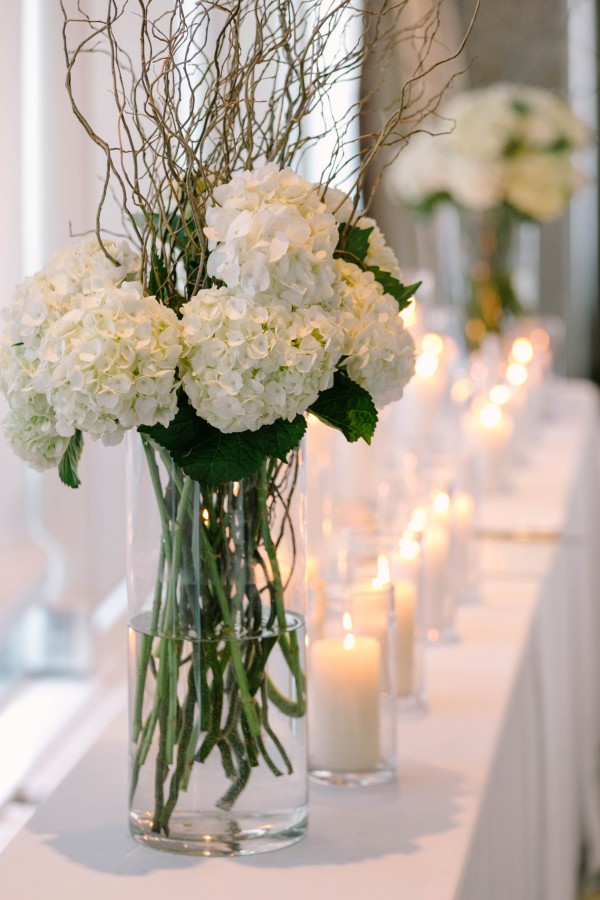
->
[{"left": 1, "top": 378, "right": 599, "bottom": 900}]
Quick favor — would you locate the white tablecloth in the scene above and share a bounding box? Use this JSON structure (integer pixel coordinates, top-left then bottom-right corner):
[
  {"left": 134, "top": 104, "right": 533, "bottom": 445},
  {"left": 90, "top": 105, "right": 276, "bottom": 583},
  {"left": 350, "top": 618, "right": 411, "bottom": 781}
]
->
[{"left": 0, "top": 379, "right": 599, "bottom": 900}]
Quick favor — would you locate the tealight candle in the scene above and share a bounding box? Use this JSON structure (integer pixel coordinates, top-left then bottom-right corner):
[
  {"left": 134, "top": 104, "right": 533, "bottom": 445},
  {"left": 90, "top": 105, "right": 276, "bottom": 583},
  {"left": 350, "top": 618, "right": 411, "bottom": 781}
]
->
[{"left": 310, "top": 626, "right": 381, "bottom": 773}]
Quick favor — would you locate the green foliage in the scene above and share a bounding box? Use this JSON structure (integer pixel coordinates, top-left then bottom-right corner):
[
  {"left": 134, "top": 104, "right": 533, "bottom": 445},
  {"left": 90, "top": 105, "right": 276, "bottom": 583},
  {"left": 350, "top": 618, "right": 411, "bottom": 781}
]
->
[
  {"left": 308, "top": 371, "right": 377, "bottom": 444},
  {"left": 140, "top": 395, "right": 306, "bottom": 485},
  {"left": 335, "top": 224, "right": 421, "bottom": 310},
  {"left": 365, "top": 266, "right": 420, "bottom": 311},
  {"left": 58, "top": 430, "right": 84, "bottom": 489},
  {"left": 334, "top": 223, "right": 374, "bottom": 266},
  {"left": 414, "top": 191, "right": 454, "bottom": 217}
]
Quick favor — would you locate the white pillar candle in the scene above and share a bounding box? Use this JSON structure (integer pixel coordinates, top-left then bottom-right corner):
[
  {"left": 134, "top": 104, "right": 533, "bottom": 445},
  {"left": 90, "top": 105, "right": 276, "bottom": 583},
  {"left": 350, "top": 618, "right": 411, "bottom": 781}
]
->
[
  {"left": 401, "top": 351, "right": 448, "bottom": 443},
  {"left": 466, "top": 402, "right": 514, "bottom": 492},
  {"left": 394, "top": 579, "right": 416, "bottom": 695},
  {"left": 310, "top": 633, "right": 381, "bottom": 772},
  {"left": 423, "top": 524, "right": 449, "bottom": 639},
  {"left": 451, "top": 490, "right": 475, "bottom": 598}
]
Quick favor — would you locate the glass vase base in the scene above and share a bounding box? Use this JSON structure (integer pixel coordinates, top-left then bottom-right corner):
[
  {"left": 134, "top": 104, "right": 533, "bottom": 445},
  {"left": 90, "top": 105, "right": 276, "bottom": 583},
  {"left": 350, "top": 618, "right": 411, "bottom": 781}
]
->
[
  {"left": 130, "top": 806, "right": 308, "bottom": 856},
  {"left": 309, "top": 766, "right": 395, "bottom": 787}
]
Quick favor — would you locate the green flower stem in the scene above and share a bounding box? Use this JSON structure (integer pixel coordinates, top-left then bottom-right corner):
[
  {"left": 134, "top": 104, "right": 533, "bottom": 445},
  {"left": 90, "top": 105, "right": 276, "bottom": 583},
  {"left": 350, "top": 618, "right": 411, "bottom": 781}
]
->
[
  {"left": 257, "top": 465, "right": 305, "bottom": 707},
  {"left": 132, "top": 543, "right": 166, "bottom": 742},
  {"left": 197, "top": 519, "right": 261, "bottom": 737},
  {"left": 257, "top": 467, "right": 286, "bottom": 631}
]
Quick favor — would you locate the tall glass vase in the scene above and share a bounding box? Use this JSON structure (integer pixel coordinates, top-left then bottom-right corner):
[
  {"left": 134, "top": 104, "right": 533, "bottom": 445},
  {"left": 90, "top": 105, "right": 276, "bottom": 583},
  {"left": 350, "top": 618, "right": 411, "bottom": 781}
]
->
[
  {"left": 441, "top": 205, "right": 539, "bottom": 351},
  {"left": 126, "top": 434, "right": 308, "bottom": 855}
]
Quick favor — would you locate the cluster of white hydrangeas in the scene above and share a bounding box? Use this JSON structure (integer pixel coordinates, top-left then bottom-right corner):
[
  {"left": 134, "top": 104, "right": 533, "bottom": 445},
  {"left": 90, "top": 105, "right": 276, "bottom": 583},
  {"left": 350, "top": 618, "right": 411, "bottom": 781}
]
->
[
  {"left": 204, "top": 163, "right": 339, "bottom": 307},
  {"left": 179, "top": 286, "right": 342, "bottom": 432},
  {"left": 390, "top": 84, "right": 590, "bottom": 221},
  {"left": 3, "top": 395, "right": 70, "bottom": 472},
  {"left": 0, "top": 238, "right": 180, "bottom": 467},
  {"left": 335, "top": 261, "right": 415, "bottom": 407},
  {"left": 34, "top": 283, "right": 181, "bottom": 444},
  {"left": 2, "top": 168, "right": 418, "bottom": 472}
]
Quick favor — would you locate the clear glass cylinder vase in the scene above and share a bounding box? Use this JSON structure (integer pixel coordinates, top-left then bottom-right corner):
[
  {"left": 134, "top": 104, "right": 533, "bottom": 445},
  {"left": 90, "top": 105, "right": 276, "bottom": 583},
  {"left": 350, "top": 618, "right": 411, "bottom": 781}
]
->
[
  {"left": 441, "top": 205, "right": 540, "bottom": 351},
  {"left": 126, "top": 434, "right": 308, "bottom": 855}
]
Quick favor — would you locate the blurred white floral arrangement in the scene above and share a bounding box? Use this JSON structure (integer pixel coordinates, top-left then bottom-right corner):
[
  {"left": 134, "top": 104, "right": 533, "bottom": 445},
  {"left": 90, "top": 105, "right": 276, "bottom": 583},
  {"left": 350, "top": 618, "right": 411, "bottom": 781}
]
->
[{"left": 391, "top": 83, "right": 590, "bottom": 222}]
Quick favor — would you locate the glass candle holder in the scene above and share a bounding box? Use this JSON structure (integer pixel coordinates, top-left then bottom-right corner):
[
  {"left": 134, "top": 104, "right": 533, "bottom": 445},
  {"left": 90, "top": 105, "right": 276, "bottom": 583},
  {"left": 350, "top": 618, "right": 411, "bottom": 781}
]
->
[
  {"left": 409, "top": 503, "right": 455, "bottom": 644},
  {"left": 450, "top": 487, "right": 480, "bottom": 605},
  {"left": 391, "top": 531, "right": 426, "bottom": 709},
  {"left": 308, "top": 581, "right": 397, "bottom": 786}
]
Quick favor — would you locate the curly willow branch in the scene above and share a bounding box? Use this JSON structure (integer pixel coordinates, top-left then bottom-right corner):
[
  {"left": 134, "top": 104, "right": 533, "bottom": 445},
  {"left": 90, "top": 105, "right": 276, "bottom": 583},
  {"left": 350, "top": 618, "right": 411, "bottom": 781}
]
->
[{"left": 60, "top": 0, "right": 478, "bottom": 295}]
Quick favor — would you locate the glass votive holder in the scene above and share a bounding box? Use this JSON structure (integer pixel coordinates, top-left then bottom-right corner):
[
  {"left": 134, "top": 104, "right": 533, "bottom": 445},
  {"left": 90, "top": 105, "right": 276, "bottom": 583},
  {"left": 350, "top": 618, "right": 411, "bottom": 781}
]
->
[
  {"left": 390, "top": 531, "right": 426, "bottom": 709},
  {"left": 409, "top": 504, "right": 455, "bottom": 644},
  {"left": 450, "top": 487, "right": 480, "bottom": 605},
  {"left": 308, "top": 581, "right": 397, "bottom": 786}
]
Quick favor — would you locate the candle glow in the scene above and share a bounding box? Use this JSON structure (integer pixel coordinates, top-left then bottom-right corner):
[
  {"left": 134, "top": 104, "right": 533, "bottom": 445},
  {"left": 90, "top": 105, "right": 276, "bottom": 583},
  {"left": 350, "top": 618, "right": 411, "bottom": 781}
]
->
[
  {"left": 415, "top": 352, "right": 439, "bottom": 379},
  {"left": 479, "top": 402, "right": 502, "bottom": 428},
  {"left": 432, "top": 491, "right": 450, "bottom": 514},
  {"left": 506, "top": 362, "right": 528, "bottom": 387},
  {"left": 421, "top": 333, "right": 444, "bottom": 356},
  {"left": 489, "top": 384, "right": 512, "bottom": 406},
  {"left": 511, "top": 337, "right": 534, "bottom": 365}
]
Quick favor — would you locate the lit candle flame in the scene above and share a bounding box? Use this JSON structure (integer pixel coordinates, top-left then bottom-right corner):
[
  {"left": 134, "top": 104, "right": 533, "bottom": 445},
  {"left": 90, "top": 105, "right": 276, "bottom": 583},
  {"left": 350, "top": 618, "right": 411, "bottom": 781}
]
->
[
  {"left": 432, "top": 490, "right": 450, "bottom": 514},
  {"left": 409, "top": 506, "right": 427, "bottom": 532},
  {"left": 372, "top": 553, "right": 391, "bottom": 587},
  {"left": 342, "top": 610, "right": 355, "bottom": 649},
  {"left": 415, "top": 352, "right": 439, "bottom": 379},
  {"left": 506, "top": 362, "right": 528, "bottom": 387},
  {"left": 489, "top": 384, "right": 511, "bottom": 406},
  {"left": 421, "top": 332, "right": 444, "bottom": 356},
  {"left": 202, "top": 508, "right": 209, "bottom": 524},
  {"left": 511, "top": 337, "right": 534, "bottom": 365},
  {"left": 343, "top": 632, "right": 356, "bottom": 651},
  {"left": 479, "top": 402, "right": 502, "bottom": 428},
  {"left": 399, "top": 535, "right": 420, "bottom": 560}
]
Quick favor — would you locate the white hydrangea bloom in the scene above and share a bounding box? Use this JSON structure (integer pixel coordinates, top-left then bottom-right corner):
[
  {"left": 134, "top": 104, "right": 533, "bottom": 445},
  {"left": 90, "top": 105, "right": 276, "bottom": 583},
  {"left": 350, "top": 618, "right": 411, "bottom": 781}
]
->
[
  {"left": 3, "top": 395, "right": 70, "bottom": 472},
  {"left": 204, "top": 163, "right": 339, "bottom": 307},
  {"left": 444, "top": 88, "right": 519, "bottom": 161},
  {"left": 180, "top": 286, "right": 342, "bottom": 432},
  {"left": 387, "top": 132, "right": 454, "bottom": 208},
  {"left": 504, "top": 153, "right": 585, "bottom": 221},
  {"left": 44, "top": 237, "right": 141, "bottom": 296},
  {"left": 33, "top": 282, "right": 181, "bottom": 444},
  {"left": 335, "top": 260, "right": 415, "bottom": 408},
  {"left": 0, "top": 237, "right": 142, "bottom": 403},
  {"left": 321, "top": 187, "right": 356, "bottom": 225},
  {"left": 356, "top": 216, "right": 404, "bottom": 279},
  {"left": 445, "top": 157, "right": 505, "bottom": 211}
]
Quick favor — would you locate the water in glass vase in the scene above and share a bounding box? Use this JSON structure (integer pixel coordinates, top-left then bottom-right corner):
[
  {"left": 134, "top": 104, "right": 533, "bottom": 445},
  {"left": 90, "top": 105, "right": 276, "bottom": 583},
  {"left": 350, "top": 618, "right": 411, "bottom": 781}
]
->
[{"left": 128, "top": 610, "right": 308, "bottom": 856}]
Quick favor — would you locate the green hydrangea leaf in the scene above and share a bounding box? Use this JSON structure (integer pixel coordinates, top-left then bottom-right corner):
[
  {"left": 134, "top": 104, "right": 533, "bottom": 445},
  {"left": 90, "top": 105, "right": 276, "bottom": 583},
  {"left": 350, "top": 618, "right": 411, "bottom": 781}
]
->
[
  {"left": 308, "top": 371, "right": 377, "bottom": 444},
  {"left": 58, "top": 429, "right": 84, "bottom": 489},
  {"left": 365, "top": 266, "right": 421, "bottom": 310},
  {"left": 139, "top": 395, "right": 306, "bottom": 485},
  {"left": 334, "top": 224, "right": 374, "bottom": 266}
]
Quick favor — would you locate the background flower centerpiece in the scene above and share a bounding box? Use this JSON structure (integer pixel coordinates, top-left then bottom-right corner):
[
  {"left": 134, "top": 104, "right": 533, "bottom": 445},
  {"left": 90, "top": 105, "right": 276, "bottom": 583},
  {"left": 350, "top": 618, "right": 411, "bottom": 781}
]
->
[
  {"left": 391, "top": 83, "right": 590, "bottom": 347},
  {"left": 0, "top": 0, "right": 464, "bottom": 854}
]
